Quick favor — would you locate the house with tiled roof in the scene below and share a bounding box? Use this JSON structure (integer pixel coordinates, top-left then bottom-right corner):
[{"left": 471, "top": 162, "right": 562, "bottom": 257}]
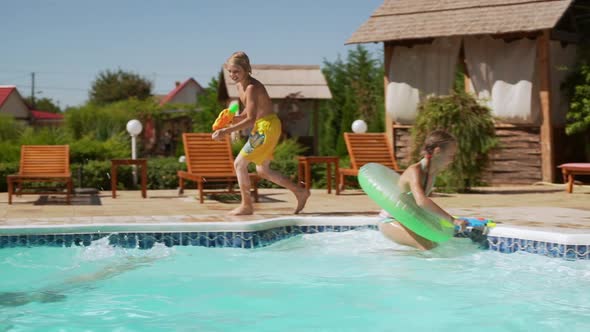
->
[
  {"left": 0, "top": 86, "right": 63, "bottom": 126},
  {"left": 145, "top": 78, "right": 204, "bottom": 156},
  {"left": 0, "top": 86, "right": 30, "bottom": 122},
  {"left": 30, "top": 110, "right": 64, "bottom": 126},
  {"left": 159, "top": 78, "right": 204, "bottom": 106}
]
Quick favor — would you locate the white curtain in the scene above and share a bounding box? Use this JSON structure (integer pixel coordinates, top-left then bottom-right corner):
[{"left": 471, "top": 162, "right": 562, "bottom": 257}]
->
[
  {"left": 386, "top": 37, "right": 461, "bottom": 124},
  {"left": 549, "top": 41, "right": 577, "bottom": 126},
  {"left": 464, "top": 36, "right": 537, "bottom": 123}
]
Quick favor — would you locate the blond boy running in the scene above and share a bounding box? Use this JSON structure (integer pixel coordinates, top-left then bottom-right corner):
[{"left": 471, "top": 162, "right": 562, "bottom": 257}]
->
[{"left": 212, "top": 51, "right": 310, "bottom": 215}]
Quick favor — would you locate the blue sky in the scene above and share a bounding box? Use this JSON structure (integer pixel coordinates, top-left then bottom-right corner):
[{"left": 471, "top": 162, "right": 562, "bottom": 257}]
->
[{"left": 1, "top": 0, "right": 383, "bottom": 109}]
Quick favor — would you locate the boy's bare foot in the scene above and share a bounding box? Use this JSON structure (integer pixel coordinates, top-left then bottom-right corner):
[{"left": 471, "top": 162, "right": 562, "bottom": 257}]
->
[
  {"left": 228, "top": 205, "right": 254, "bottom": 216},
  {"left": 294, "top": 188, "right": 310, "bottom": 214}
]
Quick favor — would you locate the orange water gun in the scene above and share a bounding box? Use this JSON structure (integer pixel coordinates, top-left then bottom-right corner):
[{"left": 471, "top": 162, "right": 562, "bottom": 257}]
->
[{"left": 212, "top": 101, "right": 239, "bottom": 131}]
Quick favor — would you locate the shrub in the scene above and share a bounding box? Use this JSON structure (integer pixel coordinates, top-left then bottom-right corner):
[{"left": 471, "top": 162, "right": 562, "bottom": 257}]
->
[
  {"left": 0, "top": 142, "right": 21, "bottom": 164},
  {"left": 70, "top": 134, "right": 129, "bottom": 163},
  {"left": 561, "top": 46, "right": 590, "bottom": 159},
  {"left": 0, "top": 162, "right": 20, "bottom": 192},
  {"left": 75, "top": 160, "right": 111, "bottom": 190},
  {"left": 64, "top": 99, "right": 157, "bottom": 141},
  {"left": 265, "top": 138, "right": 307, "bottom": 187},
  {"left": 0, "top": 114, "right": 23, "bottom": 142},
  {"left": 562, "top": 47, "right": 590, "bottom": 136},
  {"left": 147, "top": 157, "right": 186, "bottom": 189},
  {"left": 412, "top": 92, "right": 498, "bottom": 192}
]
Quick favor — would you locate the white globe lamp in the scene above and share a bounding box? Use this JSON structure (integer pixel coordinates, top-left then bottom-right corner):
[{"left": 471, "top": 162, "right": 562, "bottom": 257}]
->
[
  {"left": 178, "top": 155, "right": 186, "bottom": 163},
  {"left": 351, "top": 119, "right": 368, "bottom": 134},
  {"left": 126, "top": 119, "right": 143, "bottom": 136},
  {"left": 126, "top": 120, "right": 143, "bottom": 160}
]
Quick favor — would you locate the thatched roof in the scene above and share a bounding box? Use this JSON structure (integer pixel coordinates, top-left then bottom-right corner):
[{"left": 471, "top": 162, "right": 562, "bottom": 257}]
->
[
  {"left": 347, "top": 0, "right": 574, "bottom": 44},
  {"left": 221, "top": 65, "right": 332, "bottom": 100}
]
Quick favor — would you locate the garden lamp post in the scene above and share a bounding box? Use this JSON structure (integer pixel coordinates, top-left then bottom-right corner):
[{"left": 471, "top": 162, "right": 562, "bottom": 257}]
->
[
  {"left": 351, "top": 119, "right": 368, "bottom": 134},
  {"left": 126, "top": 119, "right": 143, "bottom": 185}
]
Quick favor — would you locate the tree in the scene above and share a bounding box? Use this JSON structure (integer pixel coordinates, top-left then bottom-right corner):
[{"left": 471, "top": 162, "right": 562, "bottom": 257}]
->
[
  {"left": 320, "top": 45, "right": 384, "bottom": 156},
  {"left": 89, "top": 69, "right": 153, "bottom": 105},
  {"left": 192, "top": 72, "right": 224, "bottom": 133},
  {"left": 562, "top": 47, "right": 590, "bottom": 137},
  {"left": 24, "top": 97, "right": 61, "bottom": 113}
]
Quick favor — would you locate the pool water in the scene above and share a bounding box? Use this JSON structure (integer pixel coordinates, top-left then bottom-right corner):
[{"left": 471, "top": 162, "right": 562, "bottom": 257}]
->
[{"left": 1, "top": 230, "right": 589, "bottom": 331}]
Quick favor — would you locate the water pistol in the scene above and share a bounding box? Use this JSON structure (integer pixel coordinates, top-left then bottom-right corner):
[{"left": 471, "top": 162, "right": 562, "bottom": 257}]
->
[
  {"left": 212, "top": 101, "right": 240, "bottom": 131},
  {"left": 454, "top": 216, "right": 496, "bottom": 233}
]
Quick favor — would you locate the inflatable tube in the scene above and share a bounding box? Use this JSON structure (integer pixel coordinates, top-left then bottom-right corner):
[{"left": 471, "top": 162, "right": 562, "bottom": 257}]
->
[{"left": 358, "top": 163, "right": 455, "bottom": 243}]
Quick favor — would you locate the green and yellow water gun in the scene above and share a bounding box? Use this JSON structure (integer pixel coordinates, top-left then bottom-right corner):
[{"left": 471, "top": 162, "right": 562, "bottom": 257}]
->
[{"left": 212, "top": 101, "right": 239, "bottom": 131}]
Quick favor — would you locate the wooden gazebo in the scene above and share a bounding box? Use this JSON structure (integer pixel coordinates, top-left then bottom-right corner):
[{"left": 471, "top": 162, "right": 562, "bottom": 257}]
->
[{"left": 347, "top": 0, "right": 587, "bottom": 184}]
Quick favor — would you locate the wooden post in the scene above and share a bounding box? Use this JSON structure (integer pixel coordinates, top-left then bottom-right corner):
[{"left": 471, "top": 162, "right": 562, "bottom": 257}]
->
[
  {"left": 460, "top": 43, "right": 471, "bottom": 93},
  {"left": 384, "top": 42, "right": 394, "bottom": 147},
  {"left": 538, "top": 29, "right": 555, "bottom": 183}
]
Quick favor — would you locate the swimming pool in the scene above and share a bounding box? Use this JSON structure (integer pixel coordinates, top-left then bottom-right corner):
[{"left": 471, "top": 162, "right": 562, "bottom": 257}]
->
[{"left": 1, "top": 229, "right": 589, "bottom": 331}]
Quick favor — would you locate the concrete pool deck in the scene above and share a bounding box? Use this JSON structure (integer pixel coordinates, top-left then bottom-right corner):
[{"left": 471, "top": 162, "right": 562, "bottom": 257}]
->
[{"left": 0, "top": 183, "right": 589, "bottom": 230}]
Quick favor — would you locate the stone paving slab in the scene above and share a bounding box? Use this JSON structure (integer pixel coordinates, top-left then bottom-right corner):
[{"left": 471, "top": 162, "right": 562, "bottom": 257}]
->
[{"left": 0, "top": 183, "right": 588, "bottom": 229}]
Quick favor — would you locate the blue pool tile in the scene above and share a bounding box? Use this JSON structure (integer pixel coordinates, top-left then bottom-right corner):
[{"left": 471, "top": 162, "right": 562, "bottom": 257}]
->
[
  {"left": 81, "top": 234, "right": 92, "bottom": 246},
  {"left": 216, "top": 232, "right": 230, "bottom": 247},
  {"left": 547, "top": 243, "right": 561, "bottom": 258},
  {"left": 1, "top": 223, "right": 589, "bottom": 261},
  {"left": 138, "top": 233, "right": 155, "bottom": 249},
  {"left": 170, "top": 233, "right": 181, "bottom": 246},
  {"left": 44, "top": 235, "right": 55, "bottom": 246},
  {"left": 108, "top": 234, "right": 120, "bottom": 247},
  {"left": 35, "top": 236, "right": 46, "bottom": 246},
  {"left": 160, "top": 233, "right": 171, "bottom": 247},
  {"left": 19, "top": 235, "right": 29, "bottom": 247},
  {"left": 564, "top": 245, "right": 578, "bottom": 260},
  {"left": 154, "top": 233, "right": 163, "bottom": 243},
  {"left": 180, "top": 232, "right": 190, "bottom": 245},
  {"left": 64, "top": 234, "right": 74, "bottom": 247},
  {"left": 53, "top": 235, "right": 65, "bottom": 247},
  {"left": 109, "top": 233, "right": 137, "bottom": 249},
  {"left": 251, "top": 233, "right": 260, "bottom": 248},
  {"left": 186, "top": 232, "right": 198, "bottom": 246},
  {"left": 240, "top": 232, "right": 253, "bottom": 249},
  {"left": 195, "top": 232, "right": 205, "bottom": 247},
  {"left": 575, "top": 245, "right": 589, "bottom": 260},
  {"left": 231, "top": 232, "right": 243, "bottom": 248},
  {"left": 206, "top": 232, "right": 218, "bottom": 247},
  {"left": 498, "top": 238, "right": 513, "bottom": 253}
]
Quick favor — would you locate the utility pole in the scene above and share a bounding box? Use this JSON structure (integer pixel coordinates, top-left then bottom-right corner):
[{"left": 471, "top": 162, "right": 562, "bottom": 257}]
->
[{"left": 30, "top": 72, "right": 36, "bottom": 108}]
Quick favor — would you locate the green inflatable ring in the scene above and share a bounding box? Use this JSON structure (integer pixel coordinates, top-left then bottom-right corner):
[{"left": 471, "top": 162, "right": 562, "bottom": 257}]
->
[{"left": 358, "top": 163, "right": 455, "bottom": 243}]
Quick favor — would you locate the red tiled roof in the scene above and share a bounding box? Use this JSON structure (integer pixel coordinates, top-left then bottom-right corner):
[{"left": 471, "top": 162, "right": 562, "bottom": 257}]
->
[
  {"left": 31, "top": 110, "right": 64, "bottom": 120},
  {"left": 159, "top": 78, "right": 202, "bottom": 106},
  {"left": 0, "top": 86, "right": 16, "bottom": 107}
]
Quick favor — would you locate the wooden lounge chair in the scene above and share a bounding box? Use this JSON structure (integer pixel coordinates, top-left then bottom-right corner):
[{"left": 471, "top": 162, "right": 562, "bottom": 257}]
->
[
  {"left": 177, "top": 133, "right": 259, "bottom": 203},
  {"left": 339, "top": 133, "right": 400, "bottom": 191},
  {"left": 558, "top": 163, "right": 590, "bottom": 193},
  {"left": 7, "top": 145, "right": 73, "bottom": 204}
]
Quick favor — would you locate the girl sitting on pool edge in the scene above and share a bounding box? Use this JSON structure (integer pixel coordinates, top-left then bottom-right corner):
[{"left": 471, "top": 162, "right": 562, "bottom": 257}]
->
[{"left": 379, "top": 130, "right": 467, "bottom": 250}]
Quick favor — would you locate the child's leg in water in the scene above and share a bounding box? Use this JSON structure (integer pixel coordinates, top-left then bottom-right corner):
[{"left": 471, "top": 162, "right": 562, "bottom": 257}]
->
[{"left": 0, "top": 256, "right": 157, "bottom": 307}]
